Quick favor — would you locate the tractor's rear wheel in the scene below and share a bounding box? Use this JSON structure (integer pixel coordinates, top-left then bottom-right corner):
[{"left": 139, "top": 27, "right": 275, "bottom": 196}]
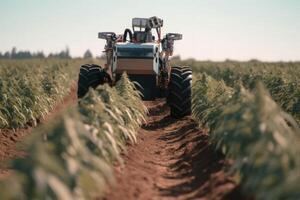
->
[
  {"left": 168, "top": 66, "right": 192, "bottom": 118},
  {"left": 77, "top": 64, "right": 110, "bottom": 98}
]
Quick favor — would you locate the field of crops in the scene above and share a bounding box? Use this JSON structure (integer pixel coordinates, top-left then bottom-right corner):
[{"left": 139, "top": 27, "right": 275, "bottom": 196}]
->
[
  {"left": 171, "top": 59, "right": 300, "bottom": 200},
  {"left": 1, "top": 58, "right": 300, "bottom": 200},
  {"left": 0, "top": 59, "right": 81, "bottom": 129},
  {"left": 172, "top": 59, "right": 300, "bottom": 123},
  {"left": 0, "top": 66, "right": 146, "bottom": 199}
]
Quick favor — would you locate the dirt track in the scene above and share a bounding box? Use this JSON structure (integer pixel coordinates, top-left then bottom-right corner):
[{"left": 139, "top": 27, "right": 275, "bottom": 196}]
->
[
  {"left": 0, "top": 83, "right": 77, "bottom": 180},
  {"left": 105, "top": 100, "right": 242, "bottom": 200}
]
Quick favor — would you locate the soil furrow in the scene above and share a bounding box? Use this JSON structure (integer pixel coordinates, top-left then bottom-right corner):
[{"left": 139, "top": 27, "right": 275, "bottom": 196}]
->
[{"left": 105, "top": 100, "right": 237, "bottom": 200}]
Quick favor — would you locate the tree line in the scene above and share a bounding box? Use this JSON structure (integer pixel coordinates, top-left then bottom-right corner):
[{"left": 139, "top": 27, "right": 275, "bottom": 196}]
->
[{"left": 0, "top": 47, "right": 94, "bottom": 59}]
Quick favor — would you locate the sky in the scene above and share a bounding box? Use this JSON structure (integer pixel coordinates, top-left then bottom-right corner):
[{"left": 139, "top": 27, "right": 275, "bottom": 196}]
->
[{"left": 0, "top": 0, "right": 299, "bottom": 61}]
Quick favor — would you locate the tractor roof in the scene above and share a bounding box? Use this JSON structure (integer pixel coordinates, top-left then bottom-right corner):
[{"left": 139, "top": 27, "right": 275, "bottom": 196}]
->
[{"left": 132, "top": 17, "right": 163, "bottom": 29}]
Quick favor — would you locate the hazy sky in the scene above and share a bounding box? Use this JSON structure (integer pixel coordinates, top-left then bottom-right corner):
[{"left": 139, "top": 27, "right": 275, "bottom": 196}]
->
[{"left": 0, "top": 0, "right": 299, "bottom": 61}]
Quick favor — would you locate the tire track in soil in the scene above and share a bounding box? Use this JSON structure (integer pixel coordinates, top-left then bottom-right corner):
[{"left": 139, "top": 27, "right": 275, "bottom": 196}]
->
[
  {"left": 0, "top": 83, "right": 77, "bottom": 180},
  {"left": 104, "top": 100, "right": 239, "bottom": 200}
]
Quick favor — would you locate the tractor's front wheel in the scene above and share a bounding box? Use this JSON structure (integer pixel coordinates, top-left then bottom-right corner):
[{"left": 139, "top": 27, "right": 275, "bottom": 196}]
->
[
  {"left": 168, "top": 66, "right": 192, "bottom": 118},
  {"left": 77, "top": 64, "right": 111, "bottom": 98}
]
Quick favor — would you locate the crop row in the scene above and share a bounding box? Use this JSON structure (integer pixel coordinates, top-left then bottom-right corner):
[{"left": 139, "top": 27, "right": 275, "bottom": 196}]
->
[
  {"left": 0, "top": 74, "right": 146, "bottom": 199},
  {"left": 0, "top": 59, "right": 83, "bottom": 129},
  {"left": 173, "top": 59, "right": 300, "bottom": 124},
  {"left": 192, "top": 73, "right": 300, "bottom": 200}
]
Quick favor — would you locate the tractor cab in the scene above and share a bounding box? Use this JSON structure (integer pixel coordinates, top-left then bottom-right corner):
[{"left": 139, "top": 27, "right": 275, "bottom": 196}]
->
[
  {"left": 131, "top": 17, "right": 163, "bottom": 43},
  {"left": 116, "top": 17, "right": 163, "bottom": 44}
]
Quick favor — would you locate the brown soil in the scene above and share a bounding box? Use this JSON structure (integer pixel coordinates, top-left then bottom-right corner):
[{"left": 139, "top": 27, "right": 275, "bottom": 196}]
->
[
  {"left": 0, "top": 83, "right": 77, "bottom": 180},
  {"left": 104, "top": 100, "right": 240, "bottom": 200}
]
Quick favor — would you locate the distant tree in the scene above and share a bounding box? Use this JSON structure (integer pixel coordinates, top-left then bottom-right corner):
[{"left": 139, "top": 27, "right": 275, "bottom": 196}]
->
[
  {"left": 47, "top": 47, "right": 71, "bottom": 59},
  {"left": 64, "top": 46, "right": 70, "bottom": 58},
  {"left": 15, "top": 51, "right": 32, "bottom": 59},
  {"left": 35, "top": 51, "right": 45, "bottom": 59},
  {"left": 48, "top": 53, "right": 54, "bottom": 58},
  {"left": 83, "top": 49, "right": 93, "bottom": 58},
  {"left": 0, "top": 47, "right": 71, "bottom": 59},
  {"left": 249, "top": 59, "right": 261, "bottom": 63},
  {"left": 58, "top": 47, "right": 71, "bottom": 59},
  {"left": 3, "top": 51, "right": 10, "bottom": 59},
  {"left": 11, "top": 47, "right": 17, "bottom": 59}
]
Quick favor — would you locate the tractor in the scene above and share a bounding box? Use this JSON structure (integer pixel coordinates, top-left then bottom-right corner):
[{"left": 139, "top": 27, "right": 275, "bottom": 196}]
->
[{"left": 77, "top": 16, "right": 192, "bottom": 118}]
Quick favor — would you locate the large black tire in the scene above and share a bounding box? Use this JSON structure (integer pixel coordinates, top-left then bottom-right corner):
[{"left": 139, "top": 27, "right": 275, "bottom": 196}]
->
[
  {"left": 77, "top": 64, "right": 110, "bottom": 98},
  {"left": 168, "top": 66, "right": 192, "bottom": 118}
]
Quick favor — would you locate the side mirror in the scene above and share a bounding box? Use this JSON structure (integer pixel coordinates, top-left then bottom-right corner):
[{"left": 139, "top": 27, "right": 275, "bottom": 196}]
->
[
  {"left": 166, "top": 33, "right": 182, "bottom": 41},
  {"left": 98, "top": 32, "right": 116, "bottom": 40}
]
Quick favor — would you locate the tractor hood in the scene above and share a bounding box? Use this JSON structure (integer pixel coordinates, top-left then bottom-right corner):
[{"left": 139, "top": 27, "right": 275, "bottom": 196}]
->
[
  {"left": 113, "top": 43, "right": 160, "bottom": 75},
  {"left": 115, "top": 43, "right": 157, "bottom": 59}
]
